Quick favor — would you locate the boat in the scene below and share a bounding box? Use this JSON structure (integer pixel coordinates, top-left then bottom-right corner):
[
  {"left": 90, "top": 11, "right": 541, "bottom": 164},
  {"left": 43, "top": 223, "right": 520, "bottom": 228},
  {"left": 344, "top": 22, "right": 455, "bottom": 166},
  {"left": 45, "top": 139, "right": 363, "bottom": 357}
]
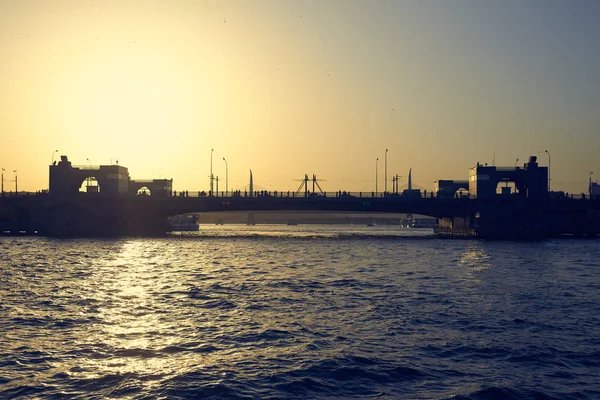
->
[
  {"left": 169, "top": 214, "right": 199, "bottom": 231},
  {"left": 401, "top": 217, "right": 437, "bottom": 229}
]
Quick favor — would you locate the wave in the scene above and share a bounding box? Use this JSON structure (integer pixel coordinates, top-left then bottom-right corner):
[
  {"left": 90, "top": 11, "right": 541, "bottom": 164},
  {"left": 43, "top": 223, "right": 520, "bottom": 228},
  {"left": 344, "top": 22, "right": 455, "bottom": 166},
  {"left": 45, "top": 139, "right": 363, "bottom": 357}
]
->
[
  {"left": 447, "top": 385, "right": 598, "bottom": 400},
  {"left": 169, "top": 232, "right": 436, "bottom": 242},
  {"left": 155, "top": 355, "right": 429, "bottom": 399}
]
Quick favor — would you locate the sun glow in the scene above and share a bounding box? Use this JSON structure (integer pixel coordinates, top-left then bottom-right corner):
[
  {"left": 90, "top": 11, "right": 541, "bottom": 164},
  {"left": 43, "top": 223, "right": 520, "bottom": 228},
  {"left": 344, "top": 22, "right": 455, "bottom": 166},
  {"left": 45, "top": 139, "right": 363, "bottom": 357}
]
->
[{"left": 1, "top": 1, "right": 599, "bottom": 193}]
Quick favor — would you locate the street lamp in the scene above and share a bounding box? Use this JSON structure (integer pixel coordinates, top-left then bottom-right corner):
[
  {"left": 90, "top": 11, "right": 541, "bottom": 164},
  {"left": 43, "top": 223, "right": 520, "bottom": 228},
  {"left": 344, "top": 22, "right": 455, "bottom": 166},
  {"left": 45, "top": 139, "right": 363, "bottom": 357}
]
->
[
  {"left": 506, "top": 159, "right": 518, "bottom": 190},
  {"left": 51, "top": 149, "right": 58, "bottom": 165},
  {"left": 13, "top": 170, "right": 17, "bottom": 195},
  {"left": 210, "top": 148, "right": 214, "bottom": 196},
  {"left": 375, "top": 157, "right": 379, "bottom": 195},
  {"left": 545, "top": 150, "right": 551, "bottom": 191},
  {"left": 86, "top": 158, "right": 92, "bottom": 189},
  {"left": 384, "top": 149, "right": 388, "bottom": 194},
  {"left": 590, "top": 171, "right": 594, "bottom": 198},
  {"left": 223, "top": 157, "right": 228, "bottom": 196},
  {"left": 1, "top": 168, "right": 4, "bottom": 196}
]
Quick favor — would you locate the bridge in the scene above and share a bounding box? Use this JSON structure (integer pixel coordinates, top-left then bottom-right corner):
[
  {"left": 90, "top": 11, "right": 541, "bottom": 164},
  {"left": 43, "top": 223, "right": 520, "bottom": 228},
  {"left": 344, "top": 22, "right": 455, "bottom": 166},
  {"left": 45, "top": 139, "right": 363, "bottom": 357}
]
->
[{"left": 1, "top": 155, "right": 599, "bottom": 239}]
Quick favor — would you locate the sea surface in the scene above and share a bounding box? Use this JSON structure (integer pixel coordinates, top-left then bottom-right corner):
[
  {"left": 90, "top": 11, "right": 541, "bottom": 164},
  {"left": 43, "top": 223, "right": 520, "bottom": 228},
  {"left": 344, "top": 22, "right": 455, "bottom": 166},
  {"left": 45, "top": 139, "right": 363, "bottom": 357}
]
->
[{"left": 1, "top": 225, "right": 599, "bottom": 399}]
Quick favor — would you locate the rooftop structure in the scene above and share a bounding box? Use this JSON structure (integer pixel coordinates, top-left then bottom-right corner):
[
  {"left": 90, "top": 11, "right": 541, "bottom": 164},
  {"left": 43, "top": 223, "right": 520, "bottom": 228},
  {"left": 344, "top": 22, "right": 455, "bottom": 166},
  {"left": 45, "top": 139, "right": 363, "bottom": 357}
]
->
[
  {"left": 468, "top": 156, "right": 548, "bottom": 201},
  {"left": 434, "top": 180, "right": 469, "bottom": 198},
  {"left": 49, "top": 156, "right": 171, "bottom": 197},
  {"left": 590, "top": 181, "right": 600, "bottom": 199}
]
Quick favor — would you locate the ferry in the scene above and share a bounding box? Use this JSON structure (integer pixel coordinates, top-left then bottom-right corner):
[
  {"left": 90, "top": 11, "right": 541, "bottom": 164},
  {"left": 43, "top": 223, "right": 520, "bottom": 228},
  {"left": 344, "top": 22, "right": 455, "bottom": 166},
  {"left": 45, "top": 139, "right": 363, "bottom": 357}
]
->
[
  {"left": 401, "top": 217, "right": 438, "bottom": 229},
  {"left": 169, "top": 214, "right": 199, "bottom": 231}
]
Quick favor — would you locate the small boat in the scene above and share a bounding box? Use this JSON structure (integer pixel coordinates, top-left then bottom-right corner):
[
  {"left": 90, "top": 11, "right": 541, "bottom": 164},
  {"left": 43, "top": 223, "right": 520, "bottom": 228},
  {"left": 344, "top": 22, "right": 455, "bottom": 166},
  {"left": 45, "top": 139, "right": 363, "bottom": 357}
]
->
[{"left": 169, "top": 214, "right": 199, "bottom": 231}]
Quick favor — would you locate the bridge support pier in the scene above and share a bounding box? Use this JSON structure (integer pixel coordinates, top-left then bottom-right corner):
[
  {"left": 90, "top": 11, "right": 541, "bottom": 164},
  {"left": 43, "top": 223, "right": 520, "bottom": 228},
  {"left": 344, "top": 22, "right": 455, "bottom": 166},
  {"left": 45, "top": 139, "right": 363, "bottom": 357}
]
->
[
  {"left": 435, "top": 216, "right": 475, "bottom": 237},
  {"left": 32, "top": 198, "right": 170, "bottom": 237},
  {"left": 435, "top": 203, "right": 550, "bottom": 240}
]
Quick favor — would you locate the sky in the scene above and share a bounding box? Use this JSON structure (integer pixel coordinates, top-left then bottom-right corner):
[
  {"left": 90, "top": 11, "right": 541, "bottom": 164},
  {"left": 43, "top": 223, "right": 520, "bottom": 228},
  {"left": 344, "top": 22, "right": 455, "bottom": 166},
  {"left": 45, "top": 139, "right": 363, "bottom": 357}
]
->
[{"left": 1, "top": 0, "right": 599, "bottom": 194}]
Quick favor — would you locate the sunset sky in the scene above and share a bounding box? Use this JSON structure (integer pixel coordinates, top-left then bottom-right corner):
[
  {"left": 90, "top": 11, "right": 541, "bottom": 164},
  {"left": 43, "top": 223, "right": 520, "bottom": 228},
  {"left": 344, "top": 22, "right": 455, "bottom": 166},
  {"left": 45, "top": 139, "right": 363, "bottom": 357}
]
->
[{"left": 1, "top": 0, "right": 599, "bottom": 193}]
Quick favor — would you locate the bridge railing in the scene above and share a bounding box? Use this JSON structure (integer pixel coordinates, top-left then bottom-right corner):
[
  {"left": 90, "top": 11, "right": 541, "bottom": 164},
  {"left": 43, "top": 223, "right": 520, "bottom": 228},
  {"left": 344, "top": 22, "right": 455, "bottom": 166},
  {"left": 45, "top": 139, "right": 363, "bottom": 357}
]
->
[
  {"left": 168, "top": 190, "right": 453, "bottom": 199},
  {"left": 3, "top": 190, "right": 595, "bottom": 202},
  {"left": 168, "top": 190, "right": 598, "bottom": 201},
  {"left": 0, "top": 190, "right": 49, "bottom": 198}
]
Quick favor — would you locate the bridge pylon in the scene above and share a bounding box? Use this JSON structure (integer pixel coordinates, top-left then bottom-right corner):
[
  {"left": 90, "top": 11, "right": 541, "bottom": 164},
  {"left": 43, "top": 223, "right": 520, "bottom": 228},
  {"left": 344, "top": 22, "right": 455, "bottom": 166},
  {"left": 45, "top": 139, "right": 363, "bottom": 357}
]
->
[{"left": 295, "top": 174, "right": 325, "bottom": 197}]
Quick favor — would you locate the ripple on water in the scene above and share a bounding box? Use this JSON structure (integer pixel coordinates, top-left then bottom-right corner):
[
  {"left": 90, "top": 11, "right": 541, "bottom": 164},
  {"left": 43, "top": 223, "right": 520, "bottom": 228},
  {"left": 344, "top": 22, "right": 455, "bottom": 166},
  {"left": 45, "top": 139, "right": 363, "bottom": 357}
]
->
[{"left": 0, "top": 231, "right": 599, "bottom": 399}]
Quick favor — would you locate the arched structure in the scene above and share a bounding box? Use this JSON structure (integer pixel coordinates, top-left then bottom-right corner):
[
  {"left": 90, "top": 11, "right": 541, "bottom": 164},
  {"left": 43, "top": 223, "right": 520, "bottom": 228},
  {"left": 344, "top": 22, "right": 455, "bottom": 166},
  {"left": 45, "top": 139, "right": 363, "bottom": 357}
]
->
[
  {"left": 435, "top": 180, "right": 469, "bottom": 198},
  {"left": 79, "top": 176, "right": 100, "bottom": 193},
  {"left": 129, "top": 179, "right": 173, "bottom": 197},
  {"left": 50, "top": 156, "right": 129, "bottom": 197},
  {"left": 136, "top": 186, "right": 151, "bottom": 196}
]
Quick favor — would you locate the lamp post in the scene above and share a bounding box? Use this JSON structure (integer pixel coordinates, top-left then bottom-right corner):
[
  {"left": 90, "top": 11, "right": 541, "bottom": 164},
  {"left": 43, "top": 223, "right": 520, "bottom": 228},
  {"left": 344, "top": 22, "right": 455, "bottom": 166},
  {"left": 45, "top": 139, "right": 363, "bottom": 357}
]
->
[
  {"left": 507, "top": 159, "right": 518, "bottom": 189},
  {"left": 1, "top": 168, "right": 4, "bottom": 196},
  {"left": 86, "top": 158, "right": 93, "bottom": 190},
  {"left": 590, "top": 171, "right": 594, "bottom": 198},
  {"left": 210, "top": 148, "right": 214, "bottom": 196},
  {"left": 384, "top": 148, "right": 388, "bottom": 194},
  {"left": 545, "top": 150, "right": 551, "bottom": 191},
  {"left": 223, "top": 157, "right": 228, "bottom": 196},
  {"left": 13, "top": 170, "right": 17, "bottom": 195},
  {"left": 51, "top": 149, "right": 58, "bottom": 165},
  {"left": 375, "top": 157, "right": 379, "bottom": 195}
]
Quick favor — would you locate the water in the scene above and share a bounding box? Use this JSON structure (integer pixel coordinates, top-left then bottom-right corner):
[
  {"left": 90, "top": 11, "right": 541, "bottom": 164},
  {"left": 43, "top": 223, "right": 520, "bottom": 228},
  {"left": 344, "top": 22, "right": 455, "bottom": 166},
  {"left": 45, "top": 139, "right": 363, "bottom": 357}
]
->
[{"left": 1, "top": 225, "right": 599, "bottom": 399}]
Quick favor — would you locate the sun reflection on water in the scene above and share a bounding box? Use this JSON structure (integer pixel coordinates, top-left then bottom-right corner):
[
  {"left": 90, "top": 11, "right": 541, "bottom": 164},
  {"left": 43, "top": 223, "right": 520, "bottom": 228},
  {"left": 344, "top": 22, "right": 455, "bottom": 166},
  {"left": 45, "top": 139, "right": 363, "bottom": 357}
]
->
[
  {"left": 70, "top": 239, "right": 316, "bottom": 392},
  {"left": 458, "top": 243, "right": 493, "bottom": 280},
  {"left": 74, "top": 240, "right": 186, "bottom": 387}
]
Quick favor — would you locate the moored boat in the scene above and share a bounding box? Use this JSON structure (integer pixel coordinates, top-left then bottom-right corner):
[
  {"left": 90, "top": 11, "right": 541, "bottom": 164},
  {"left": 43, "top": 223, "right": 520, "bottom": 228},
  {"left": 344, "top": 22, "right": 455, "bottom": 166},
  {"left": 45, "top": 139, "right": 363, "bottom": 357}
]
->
[{"left": 169, "top": 214, "right": 199, "bottom": 231}]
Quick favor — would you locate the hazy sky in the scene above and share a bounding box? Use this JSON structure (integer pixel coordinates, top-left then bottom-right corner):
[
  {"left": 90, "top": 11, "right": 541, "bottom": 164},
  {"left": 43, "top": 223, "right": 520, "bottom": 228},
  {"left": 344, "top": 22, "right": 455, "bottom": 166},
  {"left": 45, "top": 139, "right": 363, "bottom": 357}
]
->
[{"left": 1, "top": 0, "right": 599, "bottom": 193}]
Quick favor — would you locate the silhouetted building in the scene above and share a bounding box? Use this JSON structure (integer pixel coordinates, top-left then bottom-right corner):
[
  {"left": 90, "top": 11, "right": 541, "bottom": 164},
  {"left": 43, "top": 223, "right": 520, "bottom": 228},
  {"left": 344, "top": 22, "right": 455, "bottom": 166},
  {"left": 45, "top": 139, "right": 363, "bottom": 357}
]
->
[
  {"left": 591, "top": 182, "right": 600, "bottom": 199},
  {"left": 435, "top": 180, "right": 469, "bottom": 198},
  {"left": 468, "top": 156, "right": 548, "bottom": 201},
  {"left": 49, "top": 155, "right": 171, "bottom": 197},
  {"left": 50, "top": 156, "right": 129, "bottom": 197},
  {"left": 129, "top": 179, "right": 173, "bottom": 197}
]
